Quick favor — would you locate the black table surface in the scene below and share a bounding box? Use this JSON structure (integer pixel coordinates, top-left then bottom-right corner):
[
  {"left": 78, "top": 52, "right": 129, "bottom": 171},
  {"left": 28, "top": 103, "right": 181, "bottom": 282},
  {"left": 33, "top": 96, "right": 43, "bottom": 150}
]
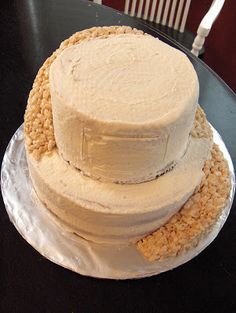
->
[{"left": 1, "top": 1, "right": 236, "bottom": 312}]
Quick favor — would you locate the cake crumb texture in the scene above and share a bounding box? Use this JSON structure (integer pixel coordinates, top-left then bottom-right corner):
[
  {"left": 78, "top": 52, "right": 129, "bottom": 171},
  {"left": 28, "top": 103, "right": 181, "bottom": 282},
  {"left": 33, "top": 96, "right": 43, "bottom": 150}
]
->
[
  {"left": 137, "top": 143, "right": 231, "bottom": 262},
  {"left": 24, "top": 26, "right": 143, "bottom": 160}
]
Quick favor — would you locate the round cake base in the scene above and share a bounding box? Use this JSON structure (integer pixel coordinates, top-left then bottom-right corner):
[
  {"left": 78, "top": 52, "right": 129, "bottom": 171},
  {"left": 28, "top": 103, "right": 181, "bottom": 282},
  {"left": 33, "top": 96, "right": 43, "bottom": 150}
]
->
[{"left": 1, "top": 125, "right": 235, "bottom": 279}]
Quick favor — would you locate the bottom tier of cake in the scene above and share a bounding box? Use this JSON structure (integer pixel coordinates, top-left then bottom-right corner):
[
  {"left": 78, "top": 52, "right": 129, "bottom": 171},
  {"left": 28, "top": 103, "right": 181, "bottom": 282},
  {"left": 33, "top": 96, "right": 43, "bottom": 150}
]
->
[{"left": 27, "top": 133, "right": 211, "bottom": 244}]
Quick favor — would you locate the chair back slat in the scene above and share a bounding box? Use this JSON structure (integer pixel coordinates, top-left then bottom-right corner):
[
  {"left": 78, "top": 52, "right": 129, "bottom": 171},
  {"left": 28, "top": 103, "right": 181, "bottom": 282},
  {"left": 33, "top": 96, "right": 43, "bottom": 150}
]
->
[
  {"left": 174, "top": 0, "right": 184, "bottom": 30},
  {"left": 137, "top": 0, "right": 144, "bottom": 18},
  {"left": 161, "top": 0, "right": 171, "bottom": 25},
  {"left": 168, "top": 0, "right": 177, "bottom": 28},
  {"left": 156, "top": 0, "right": 164, "bottom": 23},
  {"left": 180, "top": 0, "right": 191, "bottom": 32},
  {"left": 149, "top": 0, "right": 158, "bottom": 22},
  {"left": 124, "top": 0, "right": 193, "bottom": 32},
  {"left": 124, "top": 0, "right": 130, "bottom": 14},
  {"left": 143, "top": 0, "right": 151, "bottom": 20},
  {"left": 130, "top": 0, "right": 137, "bottom": 16}
]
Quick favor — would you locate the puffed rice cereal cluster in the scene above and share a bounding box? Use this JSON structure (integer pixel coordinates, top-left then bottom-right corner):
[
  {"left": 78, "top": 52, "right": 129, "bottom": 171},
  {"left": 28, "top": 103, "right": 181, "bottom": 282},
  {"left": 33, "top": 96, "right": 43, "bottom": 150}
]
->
[
  {"left": 191, "top": 106, "right": 213, "bottom": 139},
  {"left": 137, "top": 143, "right": 231, "bottom": 262}
]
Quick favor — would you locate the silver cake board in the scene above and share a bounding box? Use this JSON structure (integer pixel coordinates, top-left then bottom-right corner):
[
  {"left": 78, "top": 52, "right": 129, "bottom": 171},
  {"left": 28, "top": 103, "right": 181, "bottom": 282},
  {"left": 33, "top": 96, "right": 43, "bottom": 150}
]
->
[{"left": 1, "top": 124, "right": 235, "bottom": 279}]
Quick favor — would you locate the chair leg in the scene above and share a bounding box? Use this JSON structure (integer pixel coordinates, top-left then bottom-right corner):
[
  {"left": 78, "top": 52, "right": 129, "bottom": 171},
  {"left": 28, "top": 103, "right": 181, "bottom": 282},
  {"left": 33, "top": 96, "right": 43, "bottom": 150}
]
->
[
  {"left": 191, "top": 0, "right": 225, "bottom": 57},
  {"left": 191, "top": 34, "right": 206, "bottom": 57}
]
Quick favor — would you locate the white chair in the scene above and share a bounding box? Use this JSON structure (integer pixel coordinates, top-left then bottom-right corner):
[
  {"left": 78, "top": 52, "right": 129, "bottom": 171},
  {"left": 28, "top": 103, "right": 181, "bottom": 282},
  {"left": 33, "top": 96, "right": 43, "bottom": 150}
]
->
[{"left": 93, "top": 0, "right": 225, "bottom": 57}]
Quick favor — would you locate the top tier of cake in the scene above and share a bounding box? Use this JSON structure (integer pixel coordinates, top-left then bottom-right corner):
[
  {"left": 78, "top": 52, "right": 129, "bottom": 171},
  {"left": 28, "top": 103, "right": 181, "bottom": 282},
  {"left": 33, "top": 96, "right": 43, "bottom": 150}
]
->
[{"left": 50, "top": 34, "right": 199, "bottom": 183}]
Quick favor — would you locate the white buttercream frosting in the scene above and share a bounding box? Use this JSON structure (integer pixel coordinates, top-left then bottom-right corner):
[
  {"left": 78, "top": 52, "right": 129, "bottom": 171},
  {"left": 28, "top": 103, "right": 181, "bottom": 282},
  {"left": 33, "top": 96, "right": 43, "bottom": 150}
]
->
[
  {"left": 50, "top": 34, "right": 199, "bottom": 183},
  {"left": 27, "top": 135, "right": 212, "bottom": 244}
]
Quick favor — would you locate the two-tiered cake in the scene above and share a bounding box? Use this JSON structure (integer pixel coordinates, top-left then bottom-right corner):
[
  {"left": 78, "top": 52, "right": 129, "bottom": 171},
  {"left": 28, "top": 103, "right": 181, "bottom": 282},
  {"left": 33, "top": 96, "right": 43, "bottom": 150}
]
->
[{"left": 24, "top": 26, "right": 230, "bottom": 262}]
